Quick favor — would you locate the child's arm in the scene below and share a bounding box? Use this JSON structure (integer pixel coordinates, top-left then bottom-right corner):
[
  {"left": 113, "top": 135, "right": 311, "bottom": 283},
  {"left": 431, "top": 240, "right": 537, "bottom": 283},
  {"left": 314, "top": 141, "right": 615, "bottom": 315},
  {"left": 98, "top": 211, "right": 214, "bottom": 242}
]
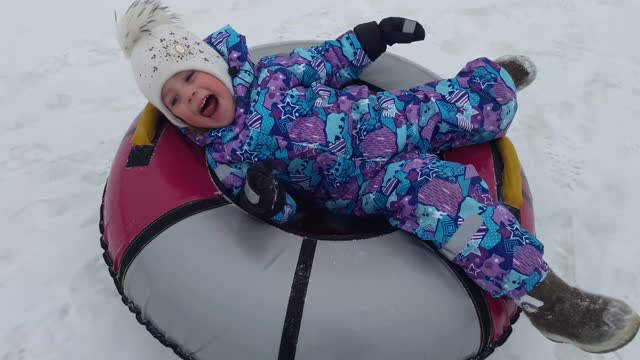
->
[{"left": 258, "top": 17, "right": 425, "bottom": 89}]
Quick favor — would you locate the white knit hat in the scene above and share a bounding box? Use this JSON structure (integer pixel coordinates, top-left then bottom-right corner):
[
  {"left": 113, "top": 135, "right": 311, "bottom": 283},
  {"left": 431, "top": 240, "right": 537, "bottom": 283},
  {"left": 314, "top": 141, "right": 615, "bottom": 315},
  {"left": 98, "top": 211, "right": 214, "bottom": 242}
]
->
[{"left": 117, "top": 0, "right": 233, "bottom": 128}]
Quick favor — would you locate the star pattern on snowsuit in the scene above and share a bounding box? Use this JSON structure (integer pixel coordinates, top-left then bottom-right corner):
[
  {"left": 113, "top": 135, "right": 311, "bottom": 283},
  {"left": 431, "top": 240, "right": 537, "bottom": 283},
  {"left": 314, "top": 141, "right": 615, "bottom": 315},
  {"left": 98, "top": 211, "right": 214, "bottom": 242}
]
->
[
  {"left": 462, "top": 239, "right": 482, "bottom": 257},
  {"left": 509, "top": 222, "right": 533, "bottom": 245},
  {"left": 468, "top": 264, "right": 481, "bottom": 276},
  {"left": 480, "top": 193, "right": 494, "bottom": 205},
  {"left": 460, "top": 103, "right": 479, "bottom": 123},
  {"left": 278, "top": 98, "right": 300, "bottom": 121},
  {"left": 417, "top": 165, "right": 439, "bottom": 182},
  {"left": 238, "top": 146, "right": 261, "bottom": 162}
]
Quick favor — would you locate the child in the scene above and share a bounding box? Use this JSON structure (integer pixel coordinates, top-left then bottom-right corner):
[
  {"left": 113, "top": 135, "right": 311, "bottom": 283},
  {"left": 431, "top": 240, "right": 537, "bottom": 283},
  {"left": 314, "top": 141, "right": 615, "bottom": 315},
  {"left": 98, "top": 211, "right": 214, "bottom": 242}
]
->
[{"left": 117, "top": 0, "right": 638, "bottom": 353}]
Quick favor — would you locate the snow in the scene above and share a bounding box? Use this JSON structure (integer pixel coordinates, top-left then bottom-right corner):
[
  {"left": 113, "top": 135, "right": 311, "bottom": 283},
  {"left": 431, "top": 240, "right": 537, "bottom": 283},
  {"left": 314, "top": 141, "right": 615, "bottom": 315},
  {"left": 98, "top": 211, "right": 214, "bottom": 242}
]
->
[{"left": 1, "top": 0, "right": 639, "bottom": 359}]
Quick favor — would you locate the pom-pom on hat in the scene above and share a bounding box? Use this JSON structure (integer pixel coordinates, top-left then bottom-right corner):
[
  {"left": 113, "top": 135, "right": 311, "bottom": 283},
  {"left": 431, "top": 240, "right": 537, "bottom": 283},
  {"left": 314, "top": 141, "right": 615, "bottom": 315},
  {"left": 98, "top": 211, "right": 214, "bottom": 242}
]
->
[{"left": 116, "top": 0, "right": 232, "bottom": 128}]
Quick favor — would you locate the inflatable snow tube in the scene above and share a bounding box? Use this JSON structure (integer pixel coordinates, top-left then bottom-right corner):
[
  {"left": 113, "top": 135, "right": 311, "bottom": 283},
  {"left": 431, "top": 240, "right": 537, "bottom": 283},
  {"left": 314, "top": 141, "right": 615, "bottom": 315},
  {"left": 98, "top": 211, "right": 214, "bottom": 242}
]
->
[{"left": 100, "top": 42, "right": 536, "bottom": 360}]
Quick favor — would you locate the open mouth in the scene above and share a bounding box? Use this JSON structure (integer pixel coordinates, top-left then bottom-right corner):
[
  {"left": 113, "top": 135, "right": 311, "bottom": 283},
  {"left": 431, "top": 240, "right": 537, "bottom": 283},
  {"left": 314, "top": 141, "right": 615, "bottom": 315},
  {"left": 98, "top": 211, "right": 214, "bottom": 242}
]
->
[{"left": 199, "top": 95, "right": 218, "bottom": 117}]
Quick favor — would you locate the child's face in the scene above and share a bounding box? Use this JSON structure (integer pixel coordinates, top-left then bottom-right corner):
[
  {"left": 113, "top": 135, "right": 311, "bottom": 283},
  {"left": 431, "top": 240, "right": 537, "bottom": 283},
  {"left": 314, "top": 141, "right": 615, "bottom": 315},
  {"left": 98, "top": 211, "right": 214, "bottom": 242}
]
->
[{"left": 161, "top": 70, "right": 235, "bottom": 129}]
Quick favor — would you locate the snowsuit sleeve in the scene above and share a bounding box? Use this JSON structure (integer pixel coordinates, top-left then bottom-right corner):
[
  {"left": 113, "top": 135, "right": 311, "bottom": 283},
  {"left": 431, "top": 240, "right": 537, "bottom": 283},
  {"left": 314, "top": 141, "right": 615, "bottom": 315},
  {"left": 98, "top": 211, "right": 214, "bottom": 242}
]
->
[
  {"left": 214, "top": 162, "right": 298, "bottom": 224},
  {"left": 257, "top": 31, "right": 372, "bottom": 89}
]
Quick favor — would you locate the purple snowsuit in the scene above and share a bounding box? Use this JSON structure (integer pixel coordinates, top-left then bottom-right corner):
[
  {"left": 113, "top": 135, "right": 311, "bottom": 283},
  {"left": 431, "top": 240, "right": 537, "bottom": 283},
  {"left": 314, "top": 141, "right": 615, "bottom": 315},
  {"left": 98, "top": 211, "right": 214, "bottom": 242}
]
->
[{"left": 182, "top": 26, "right": 548, "bottom": 301}]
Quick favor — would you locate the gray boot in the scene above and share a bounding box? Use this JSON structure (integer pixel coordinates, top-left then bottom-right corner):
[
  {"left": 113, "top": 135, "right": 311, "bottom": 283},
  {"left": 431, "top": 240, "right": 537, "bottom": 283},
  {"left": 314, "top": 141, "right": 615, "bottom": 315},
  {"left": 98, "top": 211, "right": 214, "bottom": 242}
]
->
[
  {"left": 494, "top": 55, "right": 537, "bottom": 91},
  {"left": 521, "top": 270, "right": 640, "bottom": 353}
]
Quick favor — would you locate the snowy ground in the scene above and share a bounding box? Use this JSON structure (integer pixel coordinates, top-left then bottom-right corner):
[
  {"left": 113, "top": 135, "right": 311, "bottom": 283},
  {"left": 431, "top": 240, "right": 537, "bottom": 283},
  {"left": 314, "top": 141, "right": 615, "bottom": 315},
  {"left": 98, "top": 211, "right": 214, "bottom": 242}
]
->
[{"left": 1, "top": 0, "right": 639, "bottom": 359}]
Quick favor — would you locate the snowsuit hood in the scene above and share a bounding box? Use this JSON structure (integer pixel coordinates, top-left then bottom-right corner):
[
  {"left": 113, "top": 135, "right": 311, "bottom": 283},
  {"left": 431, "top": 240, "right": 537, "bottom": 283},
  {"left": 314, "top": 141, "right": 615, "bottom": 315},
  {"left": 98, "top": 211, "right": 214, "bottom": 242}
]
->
[{"left": 180, "top": 25, "right": 254, "bottom": 147}]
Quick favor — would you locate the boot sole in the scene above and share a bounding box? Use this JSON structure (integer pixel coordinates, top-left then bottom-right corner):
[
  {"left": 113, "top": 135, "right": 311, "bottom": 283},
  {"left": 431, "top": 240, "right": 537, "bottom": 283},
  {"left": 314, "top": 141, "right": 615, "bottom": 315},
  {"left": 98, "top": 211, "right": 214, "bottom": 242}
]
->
[{"left": 542, "top": 312, "right": 640, "bottom": 353}]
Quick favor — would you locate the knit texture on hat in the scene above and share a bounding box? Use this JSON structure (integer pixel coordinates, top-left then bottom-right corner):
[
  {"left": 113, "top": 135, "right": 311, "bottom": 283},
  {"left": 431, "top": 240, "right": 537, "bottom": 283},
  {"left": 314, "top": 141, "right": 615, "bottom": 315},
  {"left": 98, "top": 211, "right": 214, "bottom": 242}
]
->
[{"left": 117, "top": 0, "right": 232, "bottom": 127}]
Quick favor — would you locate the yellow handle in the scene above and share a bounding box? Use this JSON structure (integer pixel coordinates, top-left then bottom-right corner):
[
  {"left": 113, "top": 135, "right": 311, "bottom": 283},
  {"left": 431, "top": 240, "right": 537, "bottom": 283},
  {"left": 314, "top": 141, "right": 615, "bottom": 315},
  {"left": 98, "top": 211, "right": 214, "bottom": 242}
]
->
[
  {"left": 130, "top": 103, "right": 161, "bottom": 146},
  {"left": 496, "top": 137, "right": 523, "bottom": 209}
]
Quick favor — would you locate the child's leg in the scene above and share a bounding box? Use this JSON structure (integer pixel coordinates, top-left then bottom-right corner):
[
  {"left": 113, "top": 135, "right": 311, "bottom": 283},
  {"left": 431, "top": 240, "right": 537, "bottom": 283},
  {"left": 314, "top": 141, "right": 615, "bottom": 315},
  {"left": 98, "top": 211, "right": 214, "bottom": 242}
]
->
[
  {"left": 378, "top": 57, "right": 518, "bottom": 153},
  {"left": 354, "top": 152, "right": 548, "bottom": 301},
  {"left": 354, "top": 152, "right": 640, "bottom": 353}
]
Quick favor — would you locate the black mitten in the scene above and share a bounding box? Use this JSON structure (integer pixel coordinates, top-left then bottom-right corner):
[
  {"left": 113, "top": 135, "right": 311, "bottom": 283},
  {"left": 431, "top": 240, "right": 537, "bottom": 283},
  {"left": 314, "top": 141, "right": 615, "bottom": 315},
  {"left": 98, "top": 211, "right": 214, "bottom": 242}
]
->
[
  {"left": 379, "top": 17, "right": 426, "bottom": 45},
  {"left": 354, "top": 17, "right": 425, "bottom": 61},
  {"left": 238, "top": 160, "right": 286, "bottom": 219}
]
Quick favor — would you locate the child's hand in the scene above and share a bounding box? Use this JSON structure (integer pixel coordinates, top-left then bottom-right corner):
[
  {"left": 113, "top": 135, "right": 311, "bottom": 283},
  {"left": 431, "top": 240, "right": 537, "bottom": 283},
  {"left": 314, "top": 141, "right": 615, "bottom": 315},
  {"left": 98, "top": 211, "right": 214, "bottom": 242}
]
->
[
  {"left": 378, "top": 17, "right": 426, "bottom": 45},
  {"left": 354, "top": 18, "right": 425, "bottom": 61},
  {"left": 246, "top": 160, "right": 278, "bottom": 200},
  {"left": 240, "top": 160, "right": 285, "bottom": 218}
]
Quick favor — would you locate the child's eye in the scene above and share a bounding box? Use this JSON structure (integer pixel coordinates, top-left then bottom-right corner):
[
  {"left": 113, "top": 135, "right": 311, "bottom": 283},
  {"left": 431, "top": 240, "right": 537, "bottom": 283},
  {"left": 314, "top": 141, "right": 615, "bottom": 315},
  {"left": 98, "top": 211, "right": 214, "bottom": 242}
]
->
[
  {"left": 186, "top": 71, "right": 195, "bottom": 82},
  {"left": 171, "top": 96, "right": 179, "bottom": 107}
]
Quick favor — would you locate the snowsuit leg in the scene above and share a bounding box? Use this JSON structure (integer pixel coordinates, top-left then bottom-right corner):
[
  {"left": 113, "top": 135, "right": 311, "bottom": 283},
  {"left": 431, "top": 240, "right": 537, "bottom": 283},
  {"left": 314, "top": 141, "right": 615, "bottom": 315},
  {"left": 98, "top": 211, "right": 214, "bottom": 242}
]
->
[
  {"left": 371, "top": 57, "right": 518, "bottom": 154},
  {"left": 354, "top": 152, "right": 549, "bottom": 301}
]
